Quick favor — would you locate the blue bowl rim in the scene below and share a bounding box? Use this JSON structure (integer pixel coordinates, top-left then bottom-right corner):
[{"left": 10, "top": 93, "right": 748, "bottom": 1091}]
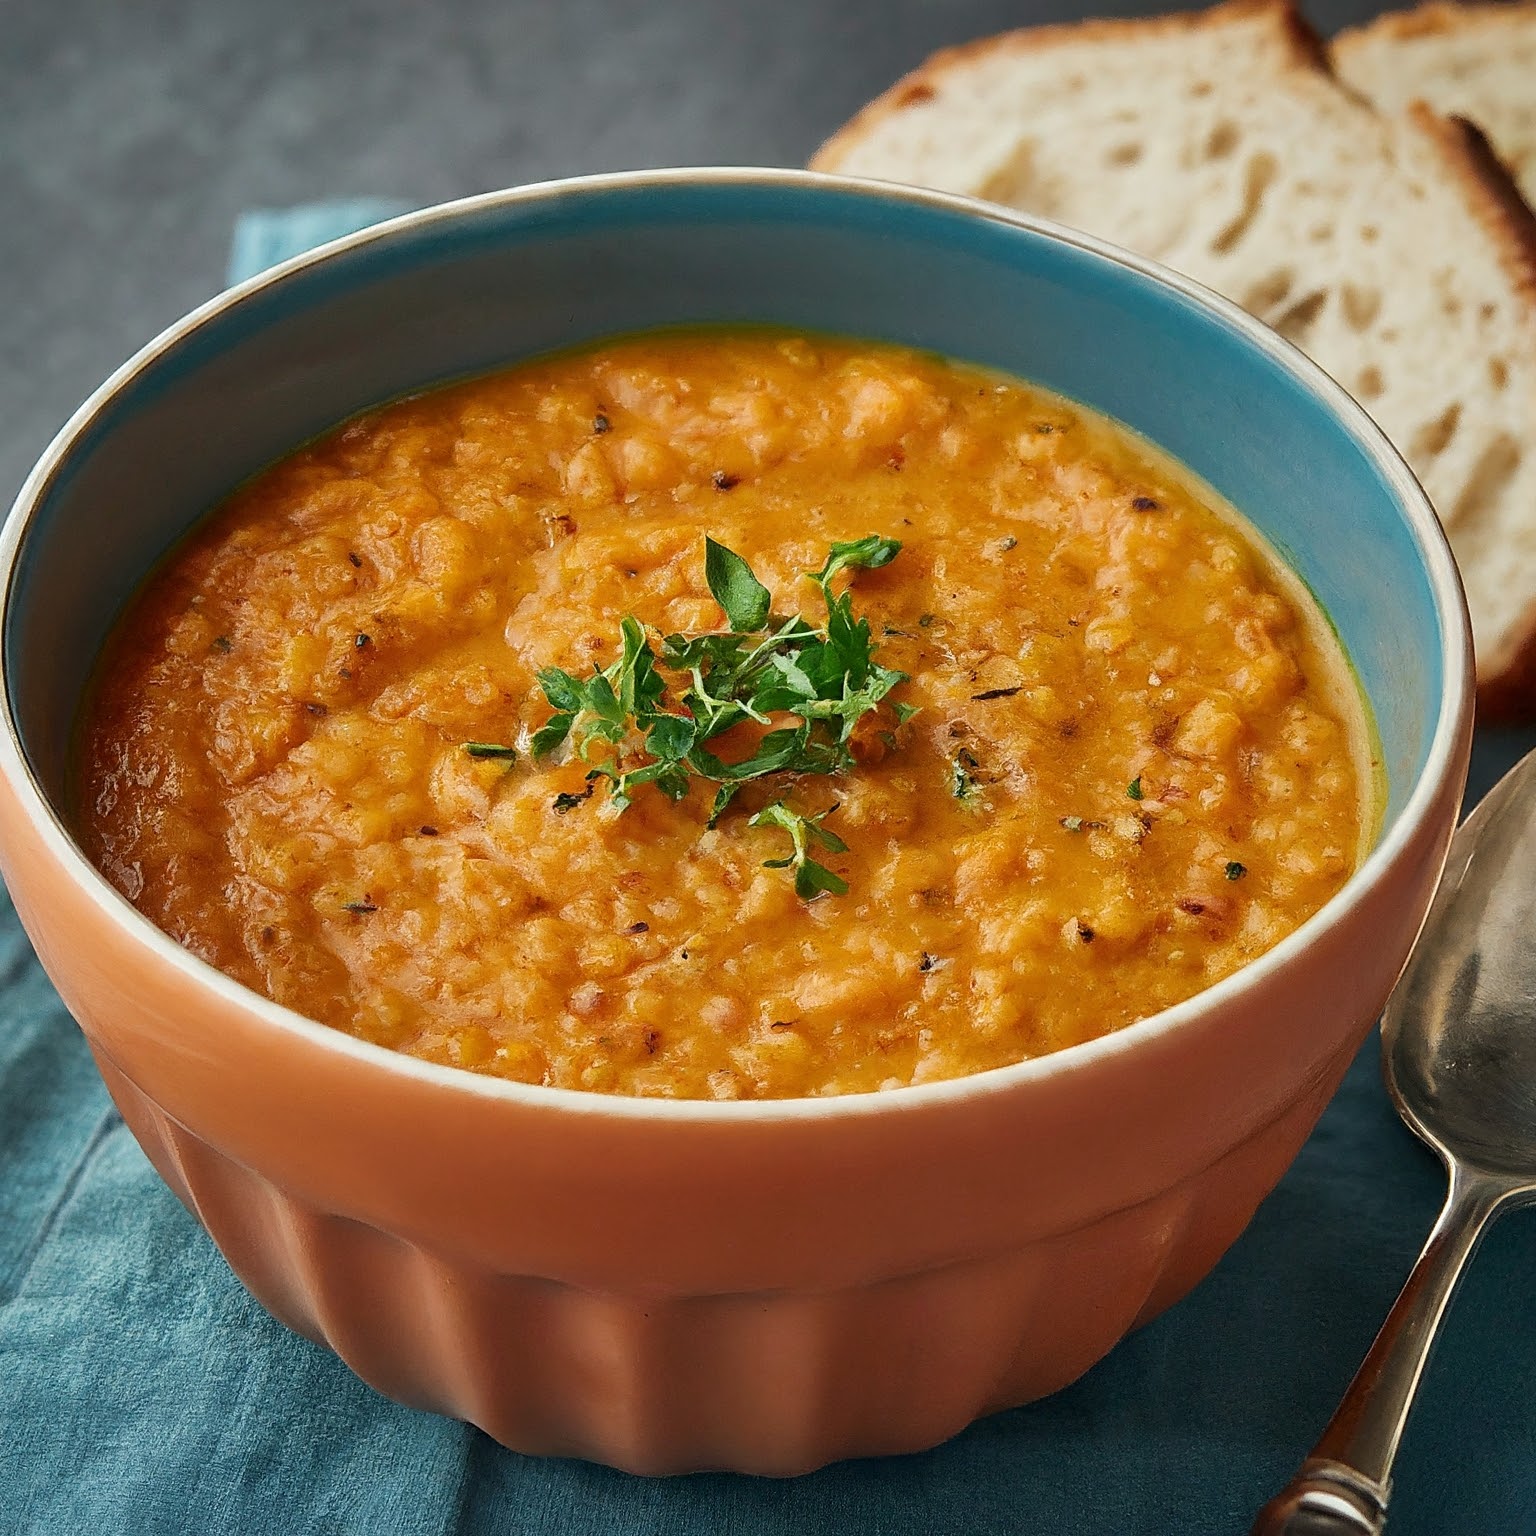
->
[{"left": 0, "top": 166, "right": 1475, "bottom": 1122}]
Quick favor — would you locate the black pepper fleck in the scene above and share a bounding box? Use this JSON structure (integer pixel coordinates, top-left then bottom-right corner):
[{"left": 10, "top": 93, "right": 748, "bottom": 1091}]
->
[
  {"left": 347, "top": 551, "right": 363, "bottom": 568},
  {"left": 355, "top": 633, "right": 370, "bottom": 649},
  {"left": 711, "top": 470, "right": 740, "bottom": 491},
  {"left": 1132, "top": 496, "right": 1161, "bottom": 512},
  {"left": 344, "top": 901, "right": 378, "bottom": 914},
  {"left": 593, "top": 412, "right": 611, "bottom": 434}
]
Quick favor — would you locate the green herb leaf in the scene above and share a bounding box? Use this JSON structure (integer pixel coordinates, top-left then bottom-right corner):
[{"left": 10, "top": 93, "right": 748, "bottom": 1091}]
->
[
  {"left": 813, "top": 535, "right": 902, "bottom": 588},
  {"left": 645, "top": 712, "right": 696, "bottom": 762},
  {"left": 616, "top": 616, "right": 666, "bottom": 720},
  {"left": 707, "top": 782, "right": 741, "bottom": 828},
  {"left": 1126, "top": 776, "right": 1144, "bottom": 801},
  {"left": 765, "top": 650, "right": 817, "bottom": 700},
  {"left": 465, "top": 742, "right": 518, "bottom": 760},
  {"left": 805, "top": 818, "right": 849, "bottom": 855},
  {"left": 749, "top": 800, "right": 803, "bottom": 843},
  {"left": 530, "top": 713, "right": 574, "bottom": 758},
  {"left": 1225, "top": 860, "right": 1248, "bottom": 881},
  {"left": 705, "top": 536, "right": 772, "bottom": 632},
  {"left": 796, "top": 858, "right": 849, "bottom": 900},
  {"left": 652, "top": 765, "right": 692, "bottom": 801},
  {"left": 750, "top": 801, "right": 849, "bottom": 900},
  {"left": 537, "top": 667, "right": 585, "bottom": 713},
  {"left": 584, "top": 672, "right": 624, "bottom": 728}
]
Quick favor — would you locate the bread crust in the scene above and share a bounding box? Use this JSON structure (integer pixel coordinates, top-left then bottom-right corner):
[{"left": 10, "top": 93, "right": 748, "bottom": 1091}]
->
[
  {"left": 811, "top": 0, "right": 1330, "bottom": 173},
  {"left": 1332, "top": 3, "right": 1536, "bottom": 208},
  {"left": 1335, "top": 0, "right": 1536, "bottom": 52},
  {"left": 1414, "top": 106, "right": 1536, "bottom": 715},
  {"left": 1331, "top": 6, "right": 1536, "bottom": 714}
]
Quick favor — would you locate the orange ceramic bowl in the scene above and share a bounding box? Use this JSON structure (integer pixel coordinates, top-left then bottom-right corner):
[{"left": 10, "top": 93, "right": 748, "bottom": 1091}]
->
[{"left": 0, "top": 171, "right": 1472, "bottom": 1474}]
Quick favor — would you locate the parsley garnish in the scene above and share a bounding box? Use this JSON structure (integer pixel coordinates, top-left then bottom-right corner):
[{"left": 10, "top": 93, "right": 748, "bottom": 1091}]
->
[
  {"left": 749, "top": 801, "right": 850, "bottom": 899},
  {"left": 1126, "top": 775, "right": 1144, "bottom": 801},
  {"left": 522, "top": 535, "right": 907, "bottom": 896}
]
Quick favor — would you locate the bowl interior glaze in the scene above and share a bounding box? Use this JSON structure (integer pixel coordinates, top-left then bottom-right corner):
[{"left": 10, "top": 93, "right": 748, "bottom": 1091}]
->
[{"left": 7, "top": 171, "right": 1449, "bottom": 870}]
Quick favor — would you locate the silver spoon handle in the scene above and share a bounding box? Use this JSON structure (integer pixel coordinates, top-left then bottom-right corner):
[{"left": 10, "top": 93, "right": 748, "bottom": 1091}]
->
[{"left": 1251, "top": 1167, "right": 1507, "bottom": 1534}]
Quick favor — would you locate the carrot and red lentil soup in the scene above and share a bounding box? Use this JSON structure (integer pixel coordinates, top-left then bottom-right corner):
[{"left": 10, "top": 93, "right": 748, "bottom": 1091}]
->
[{"left": 77, "top": 331, "right": 1370, "bottom": 1099}]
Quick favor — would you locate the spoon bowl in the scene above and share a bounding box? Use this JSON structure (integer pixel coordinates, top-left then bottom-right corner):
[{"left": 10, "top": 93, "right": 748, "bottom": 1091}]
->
[
  {"left": 1385, "top": 749, "right": 1536, "bottom": 1183},
  {"left": 1255, "top": 748, "right": 1536, "bottom": 1533}
]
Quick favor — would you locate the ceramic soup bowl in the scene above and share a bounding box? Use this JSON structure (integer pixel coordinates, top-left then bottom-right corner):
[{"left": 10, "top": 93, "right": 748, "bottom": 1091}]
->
[{"left": 0, "top": 170, "right": 1472, "bottom": 1474}]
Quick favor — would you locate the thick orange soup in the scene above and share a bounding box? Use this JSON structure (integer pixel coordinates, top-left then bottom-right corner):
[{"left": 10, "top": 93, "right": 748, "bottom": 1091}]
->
[{"left": 78, "top": 331, "right": 1371, "bottom": 1098}]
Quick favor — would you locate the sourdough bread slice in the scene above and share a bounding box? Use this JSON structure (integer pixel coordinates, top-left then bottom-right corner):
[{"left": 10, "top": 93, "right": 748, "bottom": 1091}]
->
[
  {"left": 1335, "top": 3, "right": 1536, "bottom": 209},
  {"left": 813, "top": 0, "right": 1536, "bottom": 715}
]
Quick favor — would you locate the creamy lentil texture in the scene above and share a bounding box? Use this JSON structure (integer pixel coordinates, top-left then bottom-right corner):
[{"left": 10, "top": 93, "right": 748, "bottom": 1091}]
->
[{"left": 78, "top": 331, "right": 1372, "bottom": 1099}]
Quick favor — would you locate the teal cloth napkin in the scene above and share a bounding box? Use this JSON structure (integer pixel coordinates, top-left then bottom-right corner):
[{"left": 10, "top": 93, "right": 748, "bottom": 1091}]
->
[{"left": 4, "top": 204, "right": 1535, "bottom": 1535}]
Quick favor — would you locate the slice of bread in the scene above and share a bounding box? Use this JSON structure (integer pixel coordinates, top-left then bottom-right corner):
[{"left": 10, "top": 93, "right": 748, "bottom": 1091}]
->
[
  {"left": 813, "top": 0, "right": 1536, "bottom": 716},
  {"left": 1335, "top": 3, "right": 1536, "bottom": 209}
]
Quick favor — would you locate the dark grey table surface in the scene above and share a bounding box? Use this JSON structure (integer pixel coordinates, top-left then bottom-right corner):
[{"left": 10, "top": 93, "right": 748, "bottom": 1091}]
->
[
  {"left": 2, "top": 0, "right": 1533, "bottom": 1524},
  {"left": 0, "top": 0, "right": 1424, "bottom": 506}
]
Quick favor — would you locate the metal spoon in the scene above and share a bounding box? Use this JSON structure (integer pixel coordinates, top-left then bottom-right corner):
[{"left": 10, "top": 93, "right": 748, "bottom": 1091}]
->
[{"left": 1252, "top": 748, "right": 1536, "bottom": 1534}]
